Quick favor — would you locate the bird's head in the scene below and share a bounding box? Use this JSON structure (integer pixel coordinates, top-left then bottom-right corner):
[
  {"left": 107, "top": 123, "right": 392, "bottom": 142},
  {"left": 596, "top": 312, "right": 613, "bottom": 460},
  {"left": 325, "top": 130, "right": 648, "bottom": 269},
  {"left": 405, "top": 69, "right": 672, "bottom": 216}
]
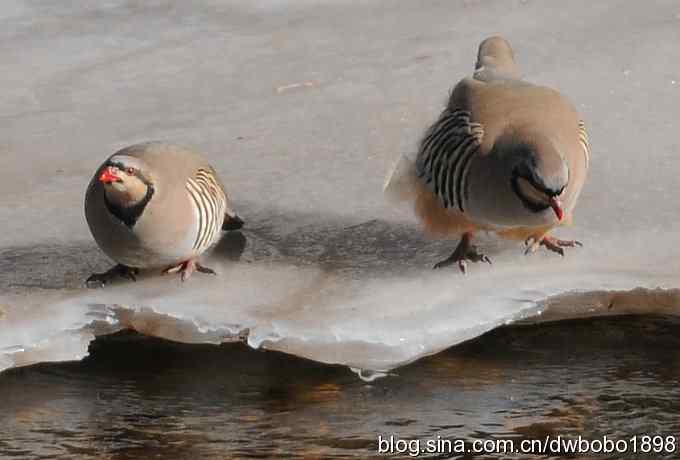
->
[
  {"left": 508, "top": 141, "right": 569, "bottom": 222},
  {"left": 99, "top": 155, "right": 154, "bottom": 209}
]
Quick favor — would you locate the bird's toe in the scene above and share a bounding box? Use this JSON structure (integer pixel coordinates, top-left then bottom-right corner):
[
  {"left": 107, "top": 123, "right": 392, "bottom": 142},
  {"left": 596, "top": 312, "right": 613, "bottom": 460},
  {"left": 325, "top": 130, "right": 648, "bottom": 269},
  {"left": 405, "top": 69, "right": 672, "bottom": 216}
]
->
[
  {"left": 85, "top": 274, "right": 106, "bottom": 288},
  {"left": 195, "top": 263, "right": 216, "bottom": 275},
  {"left": 85, "top": 264, "right": 137, "bottom": 287},
  {"left": 433, "top": 260, "right": 450, "bottom": 270},
  {"left": 458, "top": 260, "right": 467, "bottom": 274}
]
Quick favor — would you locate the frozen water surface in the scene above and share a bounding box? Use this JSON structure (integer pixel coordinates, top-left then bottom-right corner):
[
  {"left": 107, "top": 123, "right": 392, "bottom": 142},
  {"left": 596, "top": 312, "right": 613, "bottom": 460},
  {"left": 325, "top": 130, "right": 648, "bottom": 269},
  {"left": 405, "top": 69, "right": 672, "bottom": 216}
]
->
[{"left": 1, "top": 0, "right": 680, "bottom": 376}]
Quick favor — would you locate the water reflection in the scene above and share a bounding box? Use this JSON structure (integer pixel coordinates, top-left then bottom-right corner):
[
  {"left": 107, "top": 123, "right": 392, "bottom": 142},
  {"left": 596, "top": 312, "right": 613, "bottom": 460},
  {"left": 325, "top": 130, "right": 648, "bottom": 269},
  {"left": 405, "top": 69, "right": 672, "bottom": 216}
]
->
[{"left": 1, "top": 315, "right": 679, "bottom": 459}]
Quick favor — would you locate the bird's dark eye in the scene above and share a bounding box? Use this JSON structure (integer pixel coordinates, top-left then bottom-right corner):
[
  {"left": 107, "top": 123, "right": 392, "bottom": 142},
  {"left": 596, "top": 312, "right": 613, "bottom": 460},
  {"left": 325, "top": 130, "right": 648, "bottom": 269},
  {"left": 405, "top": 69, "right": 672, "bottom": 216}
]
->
[{"left": 126, "top": 167, "right": 135, "bottom": 175}]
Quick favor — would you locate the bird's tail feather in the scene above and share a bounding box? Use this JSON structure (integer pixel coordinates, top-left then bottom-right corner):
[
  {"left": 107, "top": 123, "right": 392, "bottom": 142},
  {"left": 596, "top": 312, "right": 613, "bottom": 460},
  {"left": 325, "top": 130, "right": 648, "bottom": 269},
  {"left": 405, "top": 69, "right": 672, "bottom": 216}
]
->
[
  {"left": 222, "top": 213, "right": 244, "bottom": 231},
  {"left": 383, "top": 154, "right": 419, "bottom": 203}
]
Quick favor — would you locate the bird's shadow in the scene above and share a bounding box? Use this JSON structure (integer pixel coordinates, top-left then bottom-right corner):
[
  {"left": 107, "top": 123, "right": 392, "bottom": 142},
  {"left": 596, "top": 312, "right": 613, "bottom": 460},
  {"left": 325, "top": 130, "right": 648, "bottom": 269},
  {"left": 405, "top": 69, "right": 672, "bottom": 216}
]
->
[
  {"left": 0, "top": 209, "right": 510, "bottom": 293},
  {"left": 210, "top": 230, "right": 248, "bottom": 261}
]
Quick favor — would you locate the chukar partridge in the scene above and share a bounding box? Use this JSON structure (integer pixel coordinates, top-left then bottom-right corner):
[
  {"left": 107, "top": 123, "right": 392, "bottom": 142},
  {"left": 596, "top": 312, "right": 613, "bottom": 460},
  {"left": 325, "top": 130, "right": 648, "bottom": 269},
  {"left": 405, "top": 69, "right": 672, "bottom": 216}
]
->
[
  {"left": 85, "top": 142, "right": 243, "bottom": 284},
  {"left": 384, "top": 36, "right": 590, "bottom": 272}
]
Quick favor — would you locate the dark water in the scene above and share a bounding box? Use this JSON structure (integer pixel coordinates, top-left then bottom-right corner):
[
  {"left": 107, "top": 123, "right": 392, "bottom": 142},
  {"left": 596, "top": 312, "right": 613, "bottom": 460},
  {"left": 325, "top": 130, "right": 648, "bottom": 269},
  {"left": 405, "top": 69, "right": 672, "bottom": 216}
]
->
[{"left": 1, "top": 316, "right": 680, "bottom": 459}]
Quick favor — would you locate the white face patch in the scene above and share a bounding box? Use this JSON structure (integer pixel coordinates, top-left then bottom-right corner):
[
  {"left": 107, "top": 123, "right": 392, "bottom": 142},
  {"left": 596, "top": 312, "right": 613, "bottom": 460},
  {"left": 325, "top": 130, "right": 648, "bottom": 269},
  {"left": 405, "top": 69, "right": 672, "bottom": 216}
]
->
[
  {"left": 104, "top": 176, "right": 147, "bottom": 207},
  {"left": 109, "top": 180, "right": 127, "bottom": 193},
  {"left": 101, "top": 157, "right": 150, "bottom": 208}
]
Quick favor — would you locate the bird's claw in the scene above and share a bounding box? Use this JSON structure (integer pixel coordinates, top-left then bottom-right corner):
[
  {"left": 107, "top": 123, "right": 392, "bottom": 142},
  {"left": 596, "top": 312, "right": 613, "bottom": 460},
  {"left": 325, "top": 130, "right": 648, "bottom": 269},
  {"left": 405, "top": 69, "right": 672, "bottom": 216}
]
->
[
  {"left": 467, "top": 246, "right": 492, "bottom": 265},
  {"left": 433, "top": 234, "right": 492, "bottom": 274},
  {"left": 195, "top": 263, "right": 216, "bottom": 275},
  {"left": 433, "top": 259, "right": 452, "bottom": 270},
  {"left": 458, "top": 260, "right": 466, "bottom": 274},
  {"left": 164, "top": 265, "right": 182, "bottom": 274},
  {"left": 524, "top": 237, "right": 539, "bottom": 255},
  {"left": 86, "top": 264, "right": 138, "bottom": 287},
  {"left": 525, "top": 236, "right": 583, "bottom": 257},
  {"left": 85, "top": 275, "right": 106, "bottom": 288},
  {"left": 164, "top": 260, "right": 216, "bottom": 281}
]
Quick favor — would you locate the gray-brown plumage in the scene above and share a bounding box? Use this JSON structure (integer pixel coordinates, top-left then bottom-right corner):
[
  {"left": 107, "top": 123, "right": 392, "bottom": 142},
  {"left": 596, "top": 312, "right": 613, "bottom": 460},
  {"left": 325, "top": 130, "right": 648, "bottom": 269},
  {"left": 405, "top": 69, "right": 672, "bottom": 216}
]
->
[
  {"left": 85, "top": 141, "right": 243, "bottom": 284},
  {"left": 384, "top": 36, "right": 590, "bottom": 272}
]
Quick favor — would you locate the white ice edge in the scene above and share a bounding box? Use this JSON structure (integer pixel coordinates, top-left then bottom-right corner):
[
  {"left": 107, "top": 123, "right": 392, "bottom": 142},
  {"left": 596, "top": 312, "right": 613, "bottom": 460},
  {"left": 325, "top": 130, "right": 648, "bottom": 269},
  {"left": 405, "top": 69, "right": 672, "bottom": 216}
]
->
[{"left": 2, "top": 253, "right": 679, "bottom": 379}]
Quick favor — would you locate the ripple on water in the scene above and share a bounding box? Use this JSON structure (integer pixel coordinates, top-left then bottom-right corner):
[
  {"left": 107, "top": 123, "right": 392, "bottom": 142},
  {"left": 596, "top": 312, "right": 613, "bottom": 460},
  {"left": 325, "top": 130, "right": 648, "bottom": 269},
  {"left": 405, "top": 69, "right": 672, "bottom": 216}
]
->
[{"left": 2, "top": 316, "right": 680, "bottom": 459}]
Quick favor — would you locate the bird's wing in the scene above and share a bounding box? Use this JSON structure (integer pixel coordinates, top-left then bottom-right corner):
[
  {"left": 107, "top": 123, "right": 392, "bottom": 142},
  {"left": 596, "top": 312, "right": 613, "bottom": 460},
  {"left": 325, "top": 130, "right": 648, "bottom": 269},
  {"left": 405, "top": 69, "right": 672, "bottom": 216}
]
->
[
  {"left": 185, "top": 167, "right": 227, "bottom": 252},
  {"left": 578, "top": 119, "right": 591, "bottom": 169},
  {"left": 415, "top": 107, "right": 484, "bottom": 213}
]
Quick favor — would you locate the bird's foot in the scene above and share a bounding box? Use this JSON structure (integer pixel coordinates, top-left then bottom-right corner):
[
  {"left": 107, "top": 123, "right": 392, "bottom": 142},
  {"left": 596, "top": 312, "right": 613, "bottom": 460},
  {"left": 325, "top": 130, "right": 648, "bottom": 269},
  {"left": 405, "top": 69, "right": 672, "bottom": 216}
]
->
[
  {"left": 86, "top": 264, "right": 138, "bottom": 287},
  {"left": 525, "top": 235, "right": 583, "bottom": 256},
  {"left": 163, "top": 259, "right": 216, "bottom": 282},
  {"left": 433, "top": 233, "right": 492, "bottom": 273}
]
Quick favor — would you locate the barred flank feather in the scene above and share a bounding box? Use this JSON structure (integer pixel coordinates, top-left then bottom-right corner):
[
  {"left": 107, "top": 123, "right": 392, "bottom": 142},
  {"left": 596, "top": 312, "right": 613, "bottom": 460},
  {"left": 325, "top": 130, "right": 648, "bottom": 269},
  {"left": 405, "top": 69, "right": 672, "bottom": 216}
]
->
[
  {"left": 185, "top": 168, "right": 227, "bottom": 253},
  {"left": 415, "top": 108, "right": 484, "bottom": 212},
  {"left": 578, "top": 120, "right": 590, "bottom": 168}
]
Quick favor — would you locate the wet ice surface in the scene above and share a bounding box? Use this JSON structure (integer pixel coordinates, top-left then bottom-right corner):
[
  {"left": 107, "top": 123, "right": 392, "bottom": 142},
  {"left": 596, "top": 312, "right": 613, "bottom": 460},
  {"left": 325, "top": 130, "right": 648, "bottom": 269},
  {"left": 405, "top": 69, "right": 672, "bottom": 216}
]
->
[
  {"left": 2, "top": 0, "right": 680, "bottom": 376},
  {"left": 3, "top": 227, "right": 680, "bottom": 375}
]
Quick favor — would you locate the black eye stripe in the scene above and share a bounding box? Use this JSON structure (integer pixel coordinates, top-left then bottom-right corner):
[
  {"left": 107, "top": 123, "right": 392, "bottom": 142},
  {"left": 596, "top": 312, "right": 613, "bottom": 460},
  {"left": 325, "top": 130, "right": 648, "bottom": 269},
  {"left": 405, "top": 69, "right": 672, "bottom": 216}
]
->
[
  {"left": 511, "top": 175, "right": 550, "bottom": 213},
  {"left": 512, "top": 168, "right": 563, "bottom": 198},
  {"left": 104, "top": 161, "right": 151, "bottom": 184},
  {"left": 106, "top": 161, "right": 126, "bottom": 170}
]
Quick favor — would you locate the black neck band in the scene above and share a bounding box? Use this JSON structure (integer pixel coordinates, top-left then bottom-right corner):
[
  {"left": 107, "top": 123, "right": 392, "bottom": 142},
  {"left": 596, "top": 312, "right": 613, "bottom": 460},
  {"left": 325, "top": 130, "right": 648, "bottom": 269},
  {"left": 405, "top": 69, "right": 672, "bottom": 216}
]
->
[{"left": 104, "top": 184, "right": 154, "bottom": 228}]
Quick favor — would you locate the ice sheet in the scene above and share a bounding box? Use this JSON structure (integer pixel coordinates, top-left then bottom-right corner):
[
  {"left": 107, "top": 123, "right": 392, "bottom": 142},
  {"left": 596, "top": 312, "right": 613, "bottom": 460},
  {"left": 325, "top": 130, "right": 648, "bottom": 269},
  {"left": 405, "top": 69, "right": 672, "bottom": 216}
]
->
[{"left": 1, "top": 0, "right": 680, "bottom": 376}]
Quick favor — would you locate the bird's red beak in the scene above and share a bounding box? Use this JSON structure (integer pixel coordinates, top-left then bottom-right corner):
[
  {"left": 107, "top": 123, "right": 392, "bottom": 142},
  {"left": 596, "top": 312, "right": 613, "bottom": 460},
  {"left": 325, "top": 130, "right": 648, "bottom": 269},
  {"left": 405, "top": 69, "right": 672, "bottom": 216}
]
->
[
  {"left": 549, "top": 196, "right": 564, "bottom": 221},
  {"left": 99, "top": 167, "right": 121, "bottom": 184}
]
